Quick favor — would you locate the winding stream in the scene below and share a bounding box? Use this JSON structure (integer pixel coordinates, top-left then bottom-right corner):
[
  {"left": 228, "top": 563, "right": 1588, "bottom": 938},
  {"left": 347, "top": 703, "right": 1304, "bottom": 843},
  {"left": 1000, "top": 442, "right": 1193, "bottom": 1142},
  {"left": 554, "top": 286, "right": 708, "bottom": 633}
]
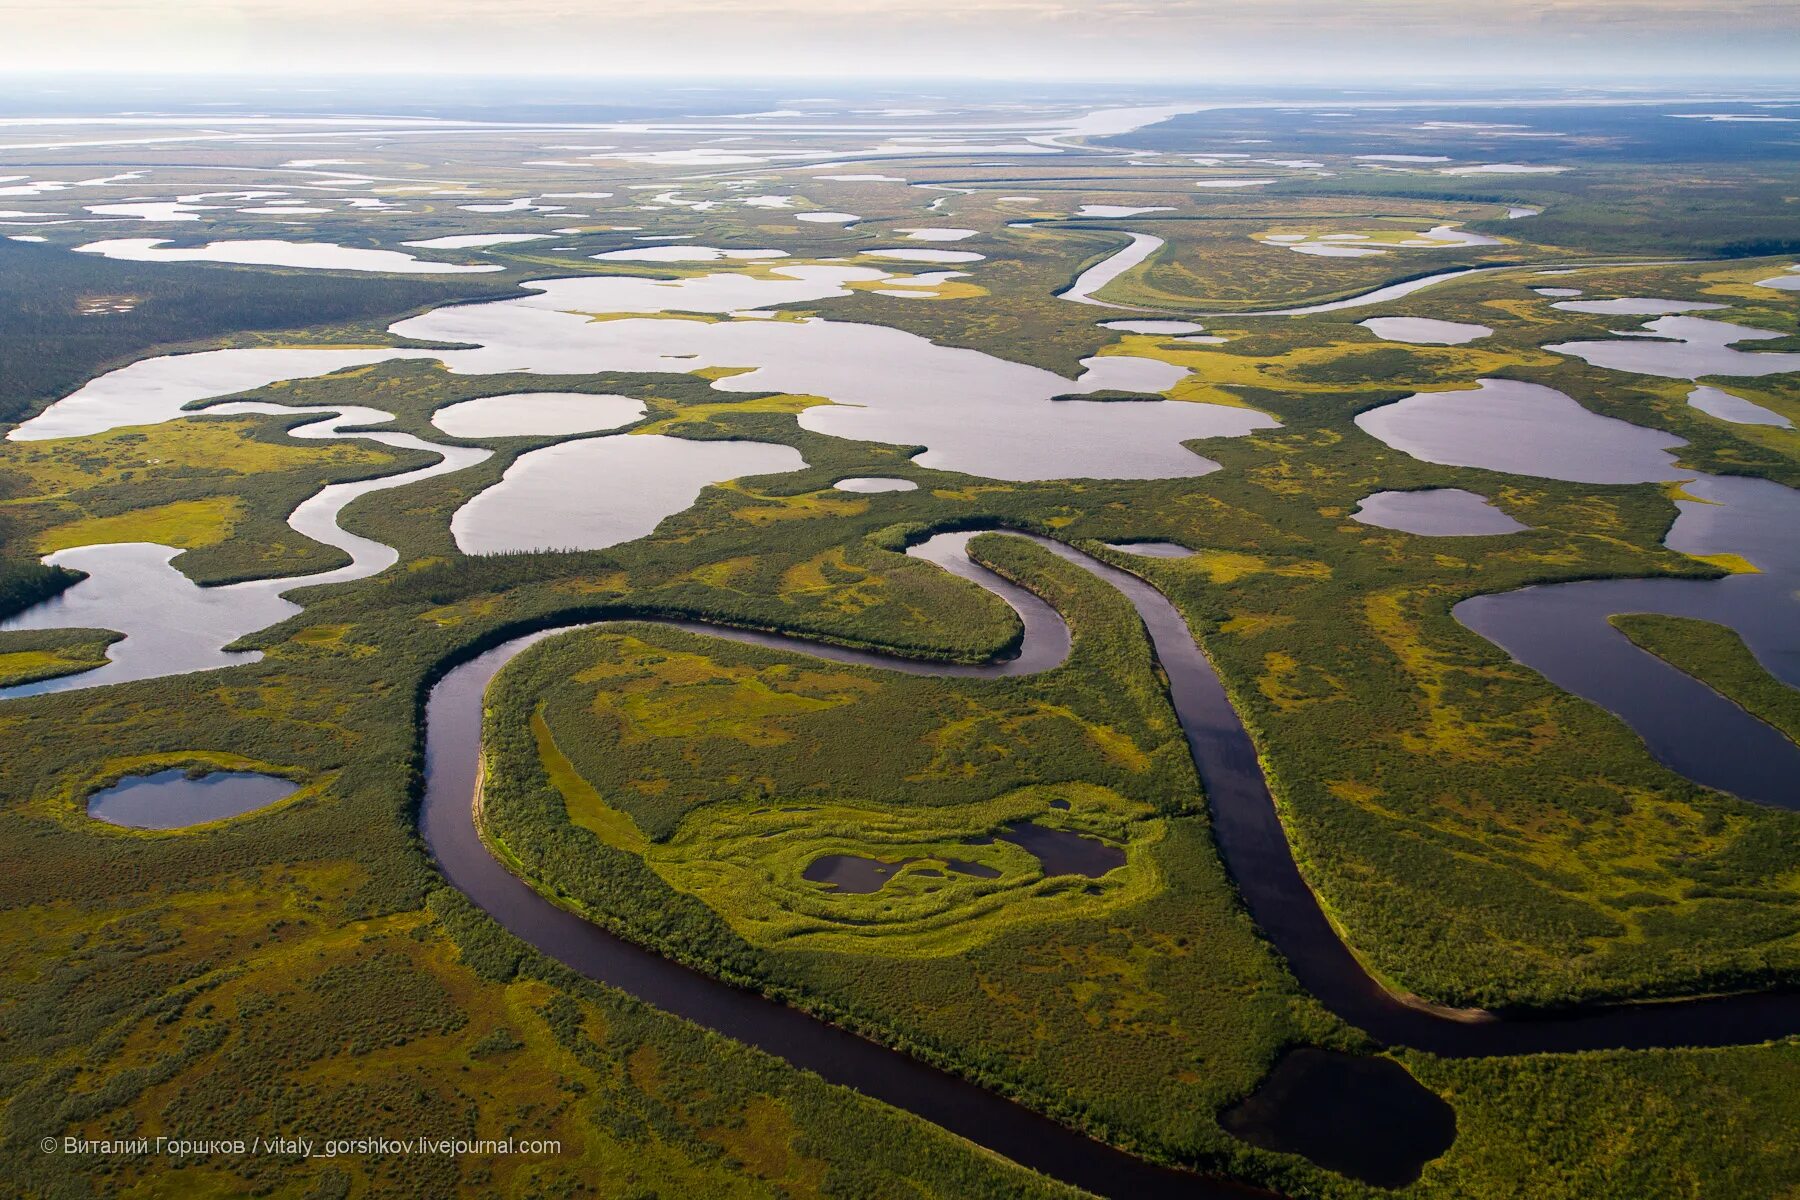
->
[
  {"left": 1053, "top": 254, "right": 1712, "bottom": 321},
  {"left": 1058, "top": 232, "right": 1164, "bottom": 309}
]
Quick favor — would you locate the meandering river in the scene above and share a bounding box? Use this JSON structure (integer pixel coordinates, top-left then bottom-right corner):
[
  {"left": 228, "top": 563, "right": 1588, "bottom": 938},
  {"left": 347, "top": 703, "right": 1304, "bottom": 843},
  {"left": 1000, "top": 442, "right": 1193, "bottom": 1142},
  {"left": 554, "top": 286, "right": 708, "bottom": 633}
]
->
[{"left": 419, "top": 526, "right": 1800, "bottom": 1196}]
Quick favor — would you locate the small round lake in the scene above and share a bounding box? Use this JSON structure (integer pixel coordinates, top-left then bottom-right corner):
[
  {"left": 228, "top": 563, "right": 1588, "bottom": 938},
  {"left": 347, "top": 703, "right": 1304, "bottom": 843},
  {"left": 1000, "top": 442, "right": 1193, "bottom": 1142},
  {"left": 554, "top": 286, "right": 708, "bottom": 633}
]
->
[
  {"left": 863, "top": 248, "right": 985, "bottom": 264},
  {"left": 403, "top": 233, "right": 553, "bottom": 249},
  {"left": 1220, "top": 1048, "right": 1456, "bottom": 1188},
  {"left": 592, "top": 245, "right": 789, "bottom": 263},
  {"left": 895, "top": 227, "right": 978, "bottom": 242},
  {"left": 1353, "top": 489, "right": 1528, "bottom": 536},
  {"left": 88, "top": 768, "right": 299, "bottom": 829},
  {"left": 1077, "top": 204, "right": 1175, "bottom": 217}
]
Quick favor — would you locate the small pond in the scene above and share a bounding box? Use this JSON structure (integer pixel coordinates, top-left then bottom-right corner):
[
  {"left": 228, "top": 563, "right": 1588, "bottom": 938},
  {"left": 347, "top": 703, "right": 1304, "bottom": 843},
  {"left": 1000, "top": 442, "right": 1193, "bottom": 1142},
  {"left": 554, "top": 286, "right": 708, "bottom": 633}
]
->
[
  {"left": 88, "top": 768, "right": 299, "bottom": 829},
  {"left": 1102, "top": 319, "right": 1207, "bottom": 335},
  {"left": 1352, "top": 489, "right": 1528, "bottom": 536},
  {"left": 1551, "top": 297, "right": 1726, "bottom": 316},
  {"left": 804, "top": 854, "right": 999, "bottom": 893},
  {"left": 1359, "top": 317, "right": 1492, "bottom": 345},
  {"left": 1219, "top": 1048, "right": 1456, "bottom": 1188},
  {"left": 833, "top": 477, "right": 919, "bottom": 493},
  {"left": 862, "top": 248, "right": 985, "bottom": 264},
  {"left": 1687, "top": 386, "right": 1791, "bottom": 428},
  {"left": 968, "top": 822, "right": 1125, "bottom": 877}
]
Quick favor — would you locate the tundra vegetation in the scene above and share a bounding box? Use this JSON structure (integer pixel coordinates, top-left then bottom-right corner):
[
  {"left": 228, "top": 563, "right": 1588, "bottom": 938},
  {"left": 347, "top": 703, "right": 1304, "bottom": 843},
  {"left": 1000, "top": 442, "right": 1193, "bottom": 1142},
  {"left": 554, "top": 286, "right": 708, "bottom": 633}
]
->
[{"left": 1, "top": 96, "right": 1796, "bottom": 1198}]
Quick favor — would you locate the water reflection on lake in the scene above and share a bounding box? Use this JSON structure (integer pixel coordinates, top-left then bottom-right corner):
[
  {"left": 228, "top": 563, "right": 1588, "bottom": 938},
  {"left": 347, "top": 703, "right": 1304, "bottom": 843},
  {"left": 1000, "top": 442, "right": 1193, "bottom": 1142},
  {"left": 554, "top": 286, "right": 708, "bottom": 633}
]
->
[
  {"left": 1360, "top": 377, "right": 1800, "bottom": 802},
  {"left": 88, "top": 768, "right": 299, "bottom": 829},
  {"left": 452, "top": 434, "right": 805, "bottom": 554},
  {"left": 1549, "top": 316, "right": 1800, "bottom": 380},
  {"left": 803, "top": 854, "right": 913, "bottom": 893},
  {"left": 1359, "top": 317, "right": 1492, "bottom": 345},
  {"left": 1102, "top": 319, "right": 1207, "bottom": 335},
  {"left": 1105, "top": 541, "right": 1196, "bottom": 558},
  {"left": 430, "top": 391, "right": 645, "bottom": 437},
  {"left": 1551, "top": 297, "right": 1726, "bottom": 316},
  {"left": 1, "top": 403, "right": 490, "bottom": 697},
  {"left": 1060, "top": 233, "right": 1162, "bottom": 307},
  {"left": 1355, "top": 379, "right": 1685, "bottom": 484},
  {"left": 803, "top": 853, "right": 1001, "bottom": 893},
  {"left": 968, "top": 822, "right": 1125, "bottom": 877},
  {"left": 389, "top": 298, "right": 1258, "bottom": 480},
  {"left": 75, "top": 237, "right": 504, "bottom": 274},
  {"left": 1220, "top": 1048, "right": 1456, "bottom": 1188},
  {"left": 592, "top": 245, "right": 789, "bottom": 263},
  {"left": 1686, "top": 386, "right": 1791, "bottom": 428},
  {"left": 1459, "top": 473, "right": 1800, "bottom": 808},
  {"left": 1352, "top": 489, "right": 1527, "bottom": 536},
  {"left": 18, "top": 261, "right": 1278, "bottom": 481}
]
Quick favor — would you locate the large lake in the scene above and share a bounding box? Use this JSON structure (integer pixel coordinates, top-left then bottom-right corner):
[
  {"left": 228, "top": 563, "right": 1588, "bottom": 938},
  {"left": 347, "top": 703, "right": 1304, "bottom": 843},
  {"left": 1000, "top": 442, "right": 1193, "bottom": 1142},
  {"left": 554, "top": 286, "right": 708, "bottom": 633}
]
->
[{"left": 16, "top": 267, "right": 1276, "bottom": 481}]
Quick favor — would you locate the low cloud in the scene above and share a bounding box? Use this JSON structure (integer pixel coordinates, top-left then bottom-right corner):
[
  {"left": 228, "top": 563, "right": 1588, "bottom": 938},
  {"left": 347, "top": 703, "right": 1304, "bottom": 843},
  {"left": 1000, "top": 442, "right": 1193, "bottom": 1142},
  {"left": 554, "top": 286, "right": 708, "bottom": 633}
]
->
[{"left": 3, "top": 0, "right": 1795, "bottom": 76}]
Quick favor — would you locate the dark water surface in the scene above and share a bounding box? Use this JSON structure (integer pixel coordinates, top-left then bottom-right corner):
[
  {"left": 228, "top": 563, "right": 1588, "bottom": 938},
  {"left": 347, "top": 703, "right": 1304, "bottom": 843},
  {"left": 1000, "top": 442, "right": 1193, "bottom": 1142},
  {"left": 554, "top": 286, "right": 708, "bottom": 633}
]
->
[
  {"left": 973, "top": 822, "right": 1127, "bottom": 876},
  {"left": 802, "top": 854, "right": 916, "bottom": 893},
  {"left": 1456, "top": 473, "right": 1800, "bottom": 809},
  {"left": 804, "top": 852, "right": 1009, "bottom": 892},
  {"left": 1220, "top": 1049, "right": 1457, "bottom": 1188}
]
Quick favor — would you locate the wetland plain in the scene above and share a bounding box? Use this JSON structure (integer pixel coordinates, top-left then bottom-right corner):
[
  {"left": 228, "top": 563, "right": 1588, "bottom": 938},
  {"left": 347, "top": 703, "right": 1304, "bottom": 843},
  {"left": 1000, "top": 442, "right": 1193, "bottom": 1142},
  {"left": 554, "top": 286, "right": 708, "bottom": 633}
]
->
[{"left": 0, "top": 81, "right": 1796, "bottom": 1200}]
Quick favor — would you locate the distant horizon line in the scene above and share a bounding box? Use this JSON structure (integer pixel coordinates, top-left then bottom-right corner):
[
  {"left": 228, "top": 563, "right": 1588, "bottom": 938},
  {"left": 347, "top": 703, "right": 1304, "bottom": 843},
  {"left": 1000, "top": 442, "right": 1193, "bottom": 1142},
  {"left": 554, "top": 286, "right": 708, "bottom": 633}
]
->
[{"left": 2, "top": 69, "right": 1798, "bottom": 88}]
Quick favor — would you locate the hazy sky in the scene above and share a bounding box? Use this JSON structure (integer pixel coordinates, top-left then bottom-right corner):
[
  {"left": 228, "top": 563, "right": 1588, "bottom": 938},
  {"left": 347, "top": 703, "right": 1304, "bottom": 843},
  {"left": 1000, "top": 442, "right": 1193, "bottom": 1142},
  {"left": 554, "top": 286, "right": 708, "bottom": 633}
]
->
[{"left": 7, "top": 0, "right": 1799, "bottom": 81}]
